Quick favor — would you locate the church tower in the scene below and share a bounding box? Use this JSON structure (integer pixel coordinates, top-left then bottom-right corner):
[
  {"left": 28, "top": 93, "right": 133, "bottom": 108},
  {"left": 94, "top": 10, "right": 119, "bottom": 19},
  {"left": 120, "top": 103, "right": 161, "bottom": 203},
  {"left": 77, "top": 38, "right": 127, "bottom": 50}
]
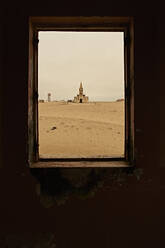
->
[{"left": 79, "top": 82, "right": 83, "bottom": 96}]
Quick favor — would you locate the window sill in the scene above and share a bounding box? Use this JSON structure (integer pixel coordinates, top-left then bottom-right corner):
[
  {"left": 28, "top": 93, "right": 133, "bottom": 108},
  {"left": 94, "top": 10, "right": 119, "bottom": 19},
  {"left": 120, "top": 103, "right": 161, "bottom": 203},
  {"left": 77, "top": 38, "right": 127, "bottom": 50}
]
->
[{"left": 30, "top": 160, "right": 132, "bottom": 168}]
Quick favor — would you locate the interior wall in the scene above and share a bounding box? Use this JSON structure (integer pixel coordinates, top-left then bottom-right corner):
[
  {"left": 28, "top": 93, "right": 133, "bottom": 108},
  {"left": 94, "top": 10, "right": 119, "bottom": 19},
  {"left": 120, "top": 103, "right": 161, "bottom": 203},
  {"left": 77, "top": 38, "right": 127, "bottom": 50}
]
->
[{"left": 0, "top": 2, "right": 163, "bottom": 247}]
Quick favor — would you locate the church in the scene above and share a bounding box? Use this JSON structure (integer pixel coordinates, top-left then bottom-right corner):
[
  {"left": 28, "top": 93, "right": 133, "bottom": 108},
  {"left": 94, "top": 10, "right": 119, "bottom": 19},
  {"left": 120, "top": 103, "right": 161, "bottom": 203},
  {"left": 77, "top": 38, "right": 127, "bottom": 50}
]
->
[{"left": 73, "top": 82, "right": 89, "bottom": 103}]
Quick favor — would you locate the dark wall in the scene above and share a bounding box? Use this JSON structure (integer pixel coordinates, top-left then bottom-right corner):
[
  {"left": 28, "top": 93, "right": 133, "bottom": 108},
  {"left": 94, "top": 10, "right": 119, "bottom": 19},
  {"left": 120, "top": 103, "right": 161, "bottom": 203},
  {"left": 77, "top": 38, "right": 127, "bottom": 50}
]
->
[{"left": 0, "top": 1, "right": 164, "bottom": 247}]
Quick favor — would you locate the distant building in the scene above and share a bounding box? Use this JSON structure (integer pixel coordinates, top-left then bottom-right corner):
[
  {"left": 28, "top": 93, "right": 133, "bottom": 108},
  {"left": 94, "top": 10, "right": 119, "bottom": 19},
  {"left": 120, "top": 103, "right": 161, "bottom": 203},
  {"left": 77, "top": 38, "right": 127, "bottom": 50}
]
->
[
  {"left": 73, "top": 82, "right": 89, "bottom": 103},
  {"left": 116, "top": 98, "right": 124, "bottom": 102},
  {"left": 39, "top": 99, "right": 45, "bottom": 103}
]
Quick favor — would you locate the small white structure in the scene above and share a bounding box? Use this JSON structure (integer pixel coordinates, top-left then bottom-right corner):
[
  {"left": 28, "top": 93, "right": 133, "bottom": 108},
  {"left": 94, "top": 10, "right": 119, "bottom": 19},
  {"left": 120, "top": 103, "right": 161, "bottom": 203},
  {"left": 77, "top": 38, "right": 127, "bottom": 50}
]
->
[
  {"left": 73, "top": 82, "right": 89, "bottom": 103},
  {"left": 48, "top": 93, "right": 51, "bottom": 102}
]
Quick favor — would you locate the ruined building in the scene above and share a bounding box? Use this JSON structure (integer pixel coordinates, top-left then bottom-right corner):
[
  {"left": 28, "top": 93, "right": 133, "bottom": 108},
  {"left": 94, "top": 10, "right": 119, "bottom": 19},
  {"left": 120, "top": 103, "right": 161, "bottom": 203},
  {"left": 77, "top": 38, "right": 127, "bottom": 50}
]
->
[{"left": 73, "top": 82, "right": 89, "bottom": 103}]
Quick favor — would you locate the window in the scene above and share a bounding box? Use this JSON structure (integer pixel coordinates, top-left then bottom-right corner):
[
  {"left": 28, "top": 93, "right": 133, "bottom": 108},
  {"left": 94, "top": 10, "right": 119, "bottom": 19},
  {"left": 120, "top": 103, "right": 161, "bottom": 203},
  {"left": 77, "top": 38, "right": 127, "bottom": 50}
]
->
[{"left": 28, "top": 17, "right": 134, "bottom": 168}]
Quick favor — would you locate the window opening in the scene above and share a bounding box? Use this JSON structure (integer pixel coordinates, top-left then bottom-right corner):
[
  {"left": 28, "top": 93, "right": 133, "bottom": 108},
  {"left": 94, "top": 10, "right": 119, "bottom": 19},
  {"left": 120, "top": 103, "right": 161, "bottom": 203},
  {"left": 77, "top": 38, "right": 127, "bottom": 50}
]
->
[{"left": 38, "top": 31, "right": 125, "bottom": 159}]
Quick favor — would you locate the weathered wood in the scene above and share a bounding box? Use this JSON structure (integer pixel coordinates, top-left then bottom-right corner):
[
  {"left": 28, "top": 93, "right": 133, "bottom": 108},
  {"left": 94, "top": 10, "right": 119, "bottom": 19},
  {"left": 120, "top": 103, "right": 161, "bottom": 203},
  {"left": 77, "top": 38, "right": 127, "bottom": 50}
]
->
[{"left": 30, "top": 161, "right": 131, "bottom": 168}]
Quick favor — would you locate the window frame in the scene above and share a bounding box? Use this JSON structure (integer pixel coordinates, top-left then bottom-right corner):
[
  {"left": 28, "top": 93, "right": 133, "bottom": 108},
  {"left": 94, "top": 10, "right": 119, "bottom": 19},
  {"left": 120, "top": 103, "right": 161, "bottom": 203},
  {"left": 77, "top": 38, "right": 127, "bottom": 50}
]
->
[{"left": 28, "top": 16, "right": 134, "bottom": 168}]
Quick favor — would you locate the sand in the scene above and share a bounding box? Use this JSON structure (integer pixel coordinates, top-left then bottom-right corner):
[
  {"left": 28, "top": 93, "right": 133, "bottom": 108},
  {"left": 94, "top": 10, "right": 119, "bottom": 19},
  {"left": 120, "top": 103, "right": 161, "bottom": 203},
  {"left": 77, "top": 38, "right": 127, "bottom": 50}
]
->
[{"left": 39, "top": 101, "right": 124, "bottom": 158}]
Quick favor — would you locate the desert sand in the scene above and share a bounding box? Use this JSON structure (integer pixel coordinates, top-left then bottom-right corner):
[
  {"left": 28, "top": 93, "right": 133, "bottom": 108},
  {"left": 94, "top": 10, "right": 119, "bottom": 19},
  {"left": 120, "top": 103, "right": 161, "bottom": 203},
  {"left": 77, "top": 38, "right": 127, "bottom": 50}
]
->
[{"left": 39, "top": 101, "right": 124, "bottom": 158}]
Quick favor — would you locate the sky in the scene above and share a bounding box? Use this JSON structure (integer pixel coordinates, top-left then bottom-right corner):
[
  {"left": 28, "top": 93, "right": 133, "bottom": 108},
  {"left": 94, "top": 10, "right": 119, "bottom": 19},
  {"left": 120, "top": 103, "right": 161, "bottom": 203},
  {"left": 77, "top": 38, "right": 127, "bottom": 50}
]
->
[{"left": 38, "top": 31, "right": 125, "bottom": 102}]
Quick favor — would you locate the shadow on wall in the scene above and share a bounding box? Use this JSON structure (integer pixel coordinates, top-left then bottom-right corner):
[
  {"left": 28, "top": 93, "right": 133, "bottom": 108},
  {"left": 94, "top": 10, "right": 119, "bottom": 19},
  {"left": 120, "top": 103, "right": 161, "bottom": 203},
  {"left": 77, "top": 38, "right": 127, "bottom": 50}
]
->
[
  {"left": 0, "top": 233, "right": 56, "bottom": 248},
  {"left": 30, "top": 167, "right": 143, "bottom": 207}
]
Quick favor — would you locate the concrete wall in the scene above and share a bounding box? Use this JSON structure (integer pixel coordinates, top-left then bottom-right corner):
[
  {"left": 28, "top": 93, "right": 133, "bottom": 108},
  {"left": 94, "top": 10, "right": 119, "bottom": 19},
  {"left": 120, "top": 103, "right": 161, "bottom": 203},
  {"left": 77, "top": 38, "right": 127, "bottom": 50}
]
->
[{"left": 0, "top": 1, "right": 164, "bottom": 247}]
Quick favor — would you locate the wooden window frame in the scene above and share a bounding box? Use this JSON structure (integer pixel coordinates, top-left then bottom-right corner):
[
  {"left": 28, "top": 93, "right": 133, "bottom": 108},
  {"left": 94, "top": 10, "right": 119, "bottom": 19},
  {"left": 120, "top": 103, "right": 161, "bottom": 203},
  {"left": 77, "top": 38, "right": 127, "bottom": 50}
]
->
[{"left": 28, "top": 16, "right": 134, "bottom": 168}]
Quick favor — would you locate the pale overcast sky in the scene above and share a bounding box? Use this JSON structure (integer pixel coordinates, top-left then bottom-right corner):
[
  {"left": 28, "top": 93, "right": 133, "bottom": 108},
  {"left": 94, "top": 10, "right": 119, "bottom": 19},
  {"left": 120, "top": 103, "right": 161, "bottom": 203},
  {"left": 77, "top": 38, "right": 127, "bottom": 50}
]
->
[{"left": 38, "top": 31, "right": 124, "bottom": 101}]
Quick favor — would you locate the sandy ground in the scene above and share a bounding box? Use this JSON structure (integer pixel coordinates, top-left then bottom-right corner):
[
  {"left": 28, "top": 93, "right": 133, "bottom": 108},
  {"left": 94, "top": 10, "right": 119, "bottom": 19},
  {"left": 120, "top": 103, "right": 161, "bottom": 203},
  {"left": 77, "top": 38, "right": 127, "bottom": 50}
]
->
[{"left": 39, "top": 101, "right": 125, "bottom": 158}]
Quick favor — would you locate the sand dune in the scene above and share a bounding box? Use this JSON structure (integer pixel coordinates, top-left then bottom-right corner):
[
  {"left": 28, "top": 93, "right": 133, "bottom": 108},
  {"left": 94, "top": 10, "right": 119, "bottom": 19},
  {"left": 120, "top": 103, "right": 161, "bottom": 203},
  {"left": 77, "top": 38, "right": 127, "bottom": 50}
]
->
[{"left": 39, "top": 101, "right": 124, "bottom": 158}]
